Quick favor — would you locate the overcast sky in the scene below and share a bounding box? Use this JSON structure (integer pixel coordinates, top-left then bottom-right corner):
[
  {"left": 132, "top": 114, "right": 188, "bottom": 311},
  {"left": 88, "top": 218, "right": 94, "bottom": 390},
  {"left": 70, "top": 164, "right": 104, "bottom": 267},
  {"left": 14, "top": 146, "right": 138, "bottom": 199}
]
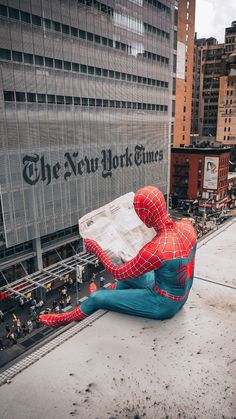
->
[{"left": 195, "top": 0, "right": 236, "bottom": 43}]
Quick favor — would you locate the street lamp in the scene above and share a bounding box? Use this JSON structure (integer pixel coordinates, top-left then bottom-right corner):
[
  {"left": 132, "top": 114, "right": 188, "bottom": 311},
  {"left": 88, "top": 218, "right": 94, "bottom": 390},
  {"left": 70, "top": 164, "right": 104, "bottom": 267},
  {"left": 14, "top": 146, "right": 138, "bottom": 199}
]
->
[{"left": 75, "top": 265, "right": 84, "bottom": 305}]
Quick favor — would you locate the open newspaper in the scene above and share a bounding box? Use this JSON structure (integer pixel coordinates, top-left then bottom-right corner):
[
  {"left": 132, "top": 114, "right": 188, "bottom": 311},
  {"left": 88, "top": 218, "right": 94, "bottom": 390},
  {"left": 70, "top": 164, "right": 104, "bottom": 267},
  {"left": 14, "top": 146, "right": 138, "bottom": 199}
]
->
[{"left": 79, "top": 192, "right": 156, "bottom": 262}]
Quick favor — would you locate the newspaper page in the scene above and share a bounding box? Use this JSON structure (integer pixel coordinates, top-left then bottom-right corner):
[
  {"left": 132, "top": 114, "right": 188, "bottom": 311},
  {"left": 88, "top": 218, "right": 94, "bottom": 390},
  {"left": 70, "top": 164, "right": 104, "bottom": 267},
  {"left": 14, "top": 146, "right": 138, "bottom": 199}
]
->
[{"left": 79, "top": 192, "right": 156, "bottom": 261}]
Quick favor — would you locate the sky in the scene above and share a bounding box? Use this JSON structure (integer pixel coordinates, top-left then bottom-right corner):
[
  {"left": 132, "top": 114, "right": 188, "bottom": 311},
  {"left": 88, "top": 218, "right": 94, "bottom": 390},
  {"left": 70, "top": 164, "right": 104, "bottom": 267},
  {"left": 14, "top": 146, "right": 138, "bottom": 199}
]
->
[{"left": 195, "top": 0, "right": 236, "bottom": 43}]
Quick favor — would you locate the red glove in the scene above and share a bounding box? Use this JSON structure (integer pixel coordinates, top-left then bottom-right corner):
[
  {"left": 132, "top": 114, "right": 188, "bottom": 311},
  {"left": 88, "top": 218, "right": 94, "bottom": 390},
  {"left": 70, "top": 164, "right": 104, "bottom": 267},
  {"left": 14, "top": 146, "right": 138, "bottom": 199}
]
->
[{"left": 84, "top": 238, "right": 102, "bottom": 255}]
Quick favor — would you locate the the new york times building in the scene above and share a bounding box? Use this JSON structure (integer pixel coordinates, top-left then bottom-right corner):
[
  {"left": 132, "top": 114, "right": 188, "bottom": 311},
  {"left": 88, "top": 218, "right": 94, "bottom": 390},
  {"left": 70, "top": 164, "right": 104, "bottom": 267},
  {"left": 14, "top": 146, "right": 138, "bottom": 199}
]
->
[{"left": 0, "top": 0, "right": 175, "bottom": 284}]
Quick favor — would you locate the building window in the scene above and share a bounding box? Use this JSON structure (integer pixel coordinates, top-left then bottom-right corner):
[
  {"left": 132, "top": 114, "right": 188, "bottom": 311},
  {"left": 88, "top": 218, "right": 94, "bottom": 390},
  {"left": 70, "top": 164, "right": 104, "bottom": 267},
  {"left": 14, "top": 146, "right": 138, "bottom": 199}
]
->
[
  {"left": 45, "top": 57, "right": 53, "bottom": 68},
  {"left": 81, "top": 65, "right": 87, "bottom": 73},
  {"left": 43, "top": 18, "right": 51, "bottom": 29},
  {"left": 64, "top": 61, "right": 71, "bottom": 70},
  {"left": 95, "top": 35, "right": 100, "bottom": 43},
  {"left": 81, "top": 97, "right": 88, "bottom": 106},
  {"left": 55, "top": 59, "right": 62, "bottom": 69},
  {"left": 4, "top": 91, "right": 15, "bottom": 101},
  {"left": 16, "top": 92, "right": 26, "bottom": 102},
  {"left": 23, "top": 53, "right": 33, "bottom": 64},
  {"left": 0, "top": 5, "right": 7, "bottom": 16},
  {"left": 72, "top": 63, "right": 80, "bottom": 72},
  {"left": 47, "top": 95, "right": 55, "bottom": 104},
  {"left": 12, "top": 51, "right": 22, "bottom": 62},
  {"left": 62, "top": 24, "right": 70, "bottom": 34},
  {"left": 89, "top": 98, "right": 95, "bottom": 106},
  {"left": 53, "top": 21, "right": 61, "bottom": 32},
  {"left": 35, "top": 55, "right": 44, "bottom": 66},
  {"left": 0, "top": 48, "right": 11, "bottom": 60},
  {"left": 88, "top": 66, "right": 94, "bottom": 74},
  {"left": 65, "top": 96, "right": 72, "bottom": 105},
  {"left": 56, "top": 96, "right": 64, "bottom": 104},
  {"left": 71, "top": 27, "right": 78, "bottom": 37},
  {"left": 9, "top": 7, "right": 19, "bottom": 19},
  {"left": 32, "top": 15, "right": 42, "bottom": 26},
  {"left": 21, "top": 11, "right": 31, "bottom": 22},
  {"left": 95, "top": 67, "right": 101, "bottom": 76},
  {"left": 87, "top": 32, "right": 94, "bottom": 41},
  {"left": 37, "top": 94, "right": 46, "bottom": 103},
  {"left": 27, "top": 93, "right": 36, "bottom": 102}
]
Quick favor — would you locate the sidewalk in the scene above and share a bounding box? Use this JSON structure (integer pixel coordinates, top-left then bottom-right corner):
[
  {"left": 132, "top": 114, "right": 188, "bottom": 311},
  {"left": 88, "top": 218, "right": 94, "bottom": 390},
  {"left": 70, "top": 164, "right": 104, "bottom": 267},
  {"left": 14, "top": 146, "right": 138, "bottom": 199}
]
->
[{"left": 0, "top": 270, "right": 112, "bottom": 369}]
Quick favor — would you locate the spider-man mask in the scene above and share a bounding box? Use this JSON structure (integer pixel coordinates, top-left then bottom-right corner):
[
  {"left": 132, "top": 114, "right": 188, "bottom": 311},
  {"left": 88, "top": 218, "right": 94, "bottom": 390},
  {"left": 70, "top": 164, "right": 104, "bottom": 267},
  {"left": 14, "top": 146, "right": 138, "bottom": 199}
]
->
[{"left": 133, "top": 186, "right": 173, "bottom": 230}]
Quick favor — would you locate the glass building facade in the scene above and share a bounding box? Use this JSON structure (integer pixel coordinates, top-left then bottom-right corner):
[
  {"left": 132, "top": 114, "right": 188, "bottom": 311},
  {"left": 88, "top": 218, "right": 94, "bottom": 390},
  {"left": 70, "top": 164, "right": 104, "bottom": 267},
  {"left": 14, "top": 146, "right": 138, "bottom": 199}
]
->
[{"left": 0, "top": 0, "right": 175, "bottom": 254}]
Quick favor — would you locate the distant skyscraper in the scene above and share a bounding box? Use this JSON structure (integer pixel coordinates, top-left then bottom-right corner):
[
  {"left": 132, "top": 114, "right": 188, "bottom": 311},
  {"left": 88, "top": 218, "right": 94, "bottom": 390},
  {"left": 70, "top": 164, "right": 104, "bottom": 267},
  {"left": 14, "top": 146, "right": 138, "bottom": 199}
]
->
[
  {"left": 191, "top": 37, "right": 224, "bottom": 142},
  {"left": 0, "top": 1, "right": 175, "bottom": 285},
  {"left": 172, "top": 0, "right": 196, "bottom": 147},
  {"left": 191, "top": 22, "right": 236, "bottom": 146},
  {"left": 216, "top": 22, "right": 236, "bottom": 145}
]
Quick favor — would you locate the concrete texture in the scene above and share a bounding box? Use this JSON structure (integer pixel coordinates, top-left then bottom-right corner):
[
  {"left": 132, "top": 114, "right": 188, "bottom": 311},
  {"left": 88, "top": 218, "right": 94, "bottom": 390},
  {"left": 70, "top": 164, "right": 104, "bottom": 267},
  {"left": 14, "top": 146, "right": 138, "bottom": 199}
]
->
[{"left": 0, "top": 221, "right": 236, "bottom": 419}]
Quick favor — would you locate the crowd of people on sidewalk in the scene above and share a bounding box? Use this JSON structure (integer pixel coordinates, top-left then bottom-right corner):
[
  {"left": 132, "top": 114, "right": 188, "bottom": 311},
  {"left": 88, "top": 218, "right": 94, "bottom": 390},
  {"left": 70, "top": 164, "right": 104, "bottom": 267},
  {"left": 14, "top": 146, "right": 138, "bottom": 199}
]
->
[{"left": 0, "top": 271, "right": 106, "bottom": 351}]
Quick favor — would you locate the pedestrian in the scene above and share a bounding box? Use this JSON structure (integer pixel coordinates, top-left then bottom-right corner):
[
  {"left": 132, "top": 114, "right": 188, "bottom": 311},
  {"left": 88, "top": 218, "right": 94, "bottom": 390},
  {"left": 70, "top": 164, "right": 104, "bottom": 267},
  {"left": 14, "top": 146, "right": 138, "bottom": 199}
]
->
[
  {"left": 27, "top": 319, "right": 33, "bottom": 333},
  {"left": 66, "top": 295, "right": 71, "bottom": 306},
  {"left": 59, "top": 299, "right": 64, "bottom": 311},
  {"left": 16, "top": 318, "right": 22, "bottom": 338},
  {"left": 69, "top": 277, "right": 74, "bottom": 288},
  {"left": 52, "top": 300, "right": 57, "bottom": 311},
  {"left": 99, "top": 276, "right": 105, "bottom": 288},
  {"left": 0, "top": 337, "right": 4, "bottom": 350},
  {"left": 30, "top": 310, "right": 37, "bottom": 322},
  {"left": 36, "top": 299, "right": 44, "bottom": 309},
  {"left": 88, "top": 279, "right": 97, "bottom": 295},
  {"left": 7, "top": 331, "right": 17, "bottom": 345},
  {"left": 61, "top": 286, "right": 67, "bottom": 299},
  {"left": 5, "top": 324, "right": 11, "bottom": 334},
  {"left": 12, "top": 313, "right": 17, "bottom": 326},
  {"left": 0, "top": 309, "right": 4, "bottom": 322},
  {"left": 19, "top": 296, "right": 25, "bottom": 310},
  {"left": 22, "top": 322, "right": 28, "bottom": 337},
  {"left": 92, "top": 273, "right": 96, "bottom": 281}
]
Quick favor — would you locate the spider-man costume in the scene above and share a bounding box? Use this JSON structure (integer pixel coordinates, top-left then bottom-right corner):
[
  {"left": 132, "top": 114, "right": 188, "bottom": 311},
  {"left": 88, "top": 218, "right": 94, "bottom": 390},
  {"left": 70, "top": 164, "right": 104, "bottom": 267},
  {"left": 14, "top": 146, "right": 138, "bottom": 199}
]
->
[{"left": 39, "top": 186, "right": 197, "bottom": 326}]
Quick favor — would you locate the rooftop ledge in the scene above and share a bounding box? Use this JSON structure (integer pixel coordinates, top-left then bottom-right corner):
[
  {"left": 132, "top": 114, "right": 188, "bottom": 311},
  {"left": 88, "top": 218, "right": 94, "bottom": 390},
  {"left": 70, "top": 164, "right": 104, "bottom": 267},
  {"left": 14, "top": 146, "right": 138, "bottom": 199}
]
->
[{"left": 0, "top": 220, "right": 236, "bottom": 419}]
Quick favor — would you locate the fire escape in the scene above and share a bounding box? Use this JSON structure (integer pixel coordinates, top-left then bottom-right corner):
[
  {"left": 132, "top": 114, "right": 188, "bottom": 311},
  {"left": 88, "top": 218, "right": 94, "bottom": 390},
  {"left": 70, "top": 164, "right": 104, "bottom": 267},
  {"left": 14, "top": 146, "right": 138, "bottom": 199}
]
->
[{"left": 173, "top": 160, "right": 189, "bottom": 200}]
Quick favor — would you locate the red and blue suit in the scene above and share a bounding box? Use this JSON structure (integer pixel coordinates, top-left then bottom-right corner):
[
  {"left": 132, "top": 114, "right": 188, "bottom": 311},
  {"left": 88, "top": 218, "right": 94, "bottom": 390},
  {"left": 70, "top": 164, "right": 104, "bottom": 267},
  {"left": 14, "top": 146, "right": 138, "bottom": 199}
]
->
[{"left": 39, "top": 186, "right": 197, "bottom": 326}]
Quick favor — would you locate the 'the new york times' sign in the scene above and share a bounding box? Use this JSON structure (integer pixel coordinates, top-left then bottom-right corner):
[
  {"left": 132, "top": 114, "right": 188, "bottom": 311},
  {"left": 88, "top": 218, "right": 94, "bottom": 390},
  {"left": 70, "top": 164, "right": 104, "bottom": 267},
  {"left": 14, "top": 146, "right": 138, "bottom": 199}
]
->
[
  {"left": 22, "top": 144, "right": 163, "bottom": 186},
  {"left": 1, "top": 141, "right": 167, "bottom": 247}
]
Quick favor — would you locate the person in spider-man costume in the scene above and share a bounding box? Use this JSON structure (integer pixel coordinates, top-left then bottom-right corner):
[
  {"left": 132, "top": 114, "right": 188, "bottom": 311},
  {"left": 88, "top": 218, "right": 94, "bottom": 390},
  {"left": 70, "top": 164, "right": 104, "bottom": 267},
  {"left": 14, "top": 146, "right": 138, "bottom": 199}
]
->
[{"left": 39, "top": 186, "right": 197, "bottom": 327}]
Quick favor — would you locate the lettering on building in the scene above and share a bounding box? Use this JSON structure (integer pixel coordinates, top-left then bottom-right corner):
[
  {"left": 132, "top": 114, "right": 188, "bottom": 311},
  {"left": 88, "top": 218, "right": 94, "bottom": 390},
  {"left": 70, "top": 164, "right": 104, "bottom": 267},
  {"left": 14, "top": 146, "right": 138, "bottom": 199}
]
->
[{"left": 22, "top": 144, "right": 164, "bottom": 186}]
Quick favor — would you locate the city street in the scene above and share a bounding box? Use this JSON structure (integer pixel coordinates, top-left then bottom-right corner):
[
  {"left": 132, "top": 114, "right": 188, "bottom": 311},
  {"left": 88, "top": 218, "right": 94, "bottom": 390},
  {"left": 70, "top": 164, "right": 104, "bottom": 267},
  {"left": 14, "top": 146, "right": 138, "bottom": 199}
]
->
[{"left": 0, "top": 270, "right": 112, "bottom": 370}]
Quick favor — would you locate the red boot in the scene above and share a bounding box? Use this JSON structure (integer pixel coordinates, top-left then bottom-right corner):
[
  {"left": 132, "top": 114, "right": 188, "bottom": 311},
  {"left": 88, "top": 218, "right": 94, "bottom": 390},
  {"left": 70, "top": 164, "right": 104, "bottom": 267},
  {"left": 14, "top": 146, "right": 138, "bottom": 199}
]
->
[{"left": 38, "top": 306, "right": 87, "bottom": 327}]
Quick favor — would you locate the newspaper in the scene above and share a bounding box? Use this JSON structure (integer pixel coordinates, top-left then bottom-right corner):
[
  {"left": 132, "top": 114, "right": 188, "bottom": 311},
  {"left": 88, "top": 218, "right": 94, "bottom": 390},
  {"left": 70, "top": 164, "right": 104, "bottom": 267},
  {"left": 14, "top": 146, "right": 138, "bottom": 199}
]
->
[{"left": 79, "top": 192, "right": 156, "bottom": 262}]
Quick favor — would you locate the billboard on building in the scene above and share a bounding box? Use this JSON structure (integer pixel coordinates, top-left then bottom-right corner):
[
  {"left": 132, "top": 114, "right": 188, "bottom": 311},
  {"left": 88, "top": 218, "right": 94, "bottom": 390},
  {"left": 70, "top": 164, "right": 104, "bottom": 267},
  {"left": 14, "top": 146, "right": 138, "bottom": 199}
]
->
[{"left": 203, "top": 157, "right": 219, "bottom": 190}]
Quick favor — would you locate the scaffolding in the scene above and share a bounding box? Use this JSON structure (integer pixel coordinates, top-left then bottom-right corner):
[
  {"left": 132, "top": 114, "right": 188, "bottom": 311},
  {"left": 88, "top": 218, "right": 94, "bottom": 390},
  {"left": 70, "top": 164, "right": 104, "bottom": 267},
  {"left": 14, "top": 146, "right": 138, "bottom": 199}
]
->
[{"left": 0, "top": 251, "right": 98, "bottom": 299}]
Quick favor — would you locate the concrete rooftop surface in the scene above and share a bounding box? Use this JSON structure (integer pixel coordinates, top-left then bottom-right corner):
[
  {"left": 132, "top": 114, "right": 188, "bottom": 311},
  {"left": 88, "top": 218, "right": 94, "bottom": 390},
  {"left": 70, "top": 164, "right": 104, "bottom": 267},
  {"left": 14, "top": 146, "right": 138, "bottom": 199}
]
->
[{"left": 0, "top": 220, "right": 236, "bottom": 419}]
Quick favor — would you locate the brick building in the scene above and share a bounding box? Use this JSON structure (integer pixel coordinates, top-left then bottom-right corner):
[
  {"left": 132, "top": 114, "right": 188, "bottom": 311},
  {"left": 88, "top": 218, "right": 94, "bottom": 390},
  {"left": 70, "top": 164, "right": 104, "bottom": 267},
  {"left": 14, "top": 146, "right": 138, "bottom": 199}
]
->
[
  {"left": 172, "top": 0, "right": 195, "bottom": 147},
  {"left": 170, "top": 147, "right": 231, "bottom": 212}
]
